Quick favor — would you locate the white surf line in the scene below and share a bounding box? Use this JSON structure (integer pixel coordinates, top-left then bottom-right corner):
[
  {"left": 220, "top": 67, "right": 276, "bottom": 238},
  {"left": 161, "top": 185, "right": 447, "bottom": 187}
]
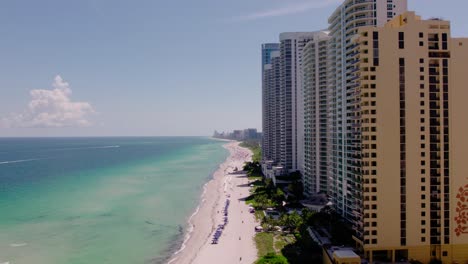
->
[{"left": 167, "top": 179, "right": 211, "bottom": 264}]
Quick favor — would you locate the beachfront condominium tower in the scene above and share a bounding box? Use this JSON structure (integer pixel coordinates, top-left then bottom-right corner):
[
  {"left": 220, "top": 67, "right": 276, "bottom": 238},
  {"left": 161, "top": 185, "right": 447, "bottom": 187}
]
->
[
  {"left": 262, "top": 43, "right": 280, "bottom": 163},
  {"left": 279, "top": 32, "right": 321, "bottom": 174},
  {"left": 262, "top": 49, "right": 282, "bottom": 163},
  {"left": 347, "top": 12, "right": 468, "bottom": 263},
  {"left": 262, "top": 43, "right": 280, "bottom": 71},
  {"left": 327, "top": 0, "right": 407, "bottom": 223},
  {"left": 302, "top": 31, "right": 331, "bottom": 196}
]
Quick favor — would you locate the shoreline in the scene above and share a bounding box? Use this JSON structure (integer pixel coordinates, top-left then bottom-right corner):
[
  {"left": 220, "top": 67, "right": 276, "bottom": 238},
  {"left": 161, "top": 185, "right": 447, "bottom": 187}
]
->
[{"left": 167, "top": 141, "right": 258, "bottom": 264}]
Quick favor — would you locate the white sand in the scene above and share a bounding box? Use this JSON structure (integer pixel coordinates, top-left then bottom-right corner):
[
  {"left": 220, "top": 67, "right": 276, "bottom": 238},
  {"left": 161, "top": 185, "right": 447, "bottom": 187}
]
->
[{"left": 168, "top": 141, "right": 258, "bottom": 264}]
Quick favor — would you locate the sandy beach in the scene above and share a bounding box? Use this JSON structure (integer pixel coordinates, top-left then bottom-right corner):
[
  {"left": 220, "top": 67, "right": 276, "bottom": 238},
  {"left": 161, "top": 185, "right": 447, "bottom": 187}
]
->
[{"left": 168, "top": 141, "right": 258, "bottom": 264}]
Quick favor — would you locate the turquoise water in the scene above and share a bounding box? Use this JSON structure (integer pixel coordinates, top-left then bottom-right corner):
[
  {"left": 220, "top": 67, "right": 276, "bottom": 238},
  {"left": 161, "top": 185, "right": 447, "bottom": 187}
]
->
[{"left": 0, "top": 137, "right": 228, "bottom": 264}]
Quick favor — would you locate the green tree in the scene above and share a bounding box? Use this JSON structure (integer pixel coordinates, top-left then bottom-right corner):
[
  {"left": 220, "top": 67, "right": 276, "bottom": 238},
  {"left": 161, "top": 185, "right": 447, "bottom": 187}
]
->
[
  {"left": 272, "top": 188, "right": 286, "bottom": 204},
  {"left": 256, "top": 194, "right": 271, "bottom": 209},
  {"left": 285, "top": 212, "right": 303, "bottom": 231},
  {"left": 287, "top": 181, "right": 304, "bottom": 199},
  {"left": 255, "top": 253, "right": 288, "bottom": 264}
]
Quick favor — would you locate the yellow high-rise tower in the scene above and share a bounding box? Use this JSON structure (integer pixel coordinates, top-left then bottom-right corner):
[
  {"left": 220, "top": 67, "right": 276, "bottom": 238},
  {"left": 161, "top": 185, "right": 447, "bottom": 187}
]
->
[{"left": 348, "top": 12, "right": 468, "bottom": 263}]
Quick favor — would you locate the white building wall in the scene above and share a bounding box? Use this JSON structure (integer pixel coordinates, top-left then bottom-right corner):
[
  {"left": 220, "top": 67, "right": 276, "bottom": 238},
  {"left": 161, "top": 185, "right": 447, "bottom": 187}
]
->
[{"left": 326, "top": 0, "right": 408, "bottom": 223}]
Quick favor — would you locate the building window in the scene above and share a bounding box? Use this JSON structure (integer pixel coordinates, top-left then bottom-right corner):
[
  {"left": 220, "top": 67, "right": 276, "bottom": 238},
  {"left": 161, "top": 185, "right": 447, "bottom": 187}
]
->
[
  {"left": 399, "top": 32, "right": 405, "bottom": 49},
  {"left": 419, "top": 32, "right": 424, "bottom": 38}
]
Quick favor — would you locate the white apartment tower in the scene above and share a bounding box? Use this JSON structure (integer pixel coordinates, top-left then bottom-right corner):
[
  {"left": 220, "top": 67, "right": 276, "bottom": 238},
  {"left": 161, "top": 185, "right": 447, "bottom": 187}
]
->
[
  {"left": 279, "top": 32, "right": 321, "bottom": 173},
  {"left": 302, "top": 31, "right": 331, "bottom": 196},
  {"left": 262, "top": 43, "right": 281, "bottom": 163},
  {"left": 327, "top": 0, "right": 408, "bottom": 222},
  {"left": 263, "top": 51, "right": 282, "bottom": 163}
]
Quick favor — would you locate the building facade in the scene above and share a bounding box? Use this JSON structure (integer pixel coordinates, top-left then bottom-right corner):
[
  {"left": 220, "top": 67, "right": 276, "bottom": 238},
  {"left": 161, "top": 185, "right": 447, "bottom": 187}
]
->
[
  {"left": 302, "top": 32, "right": 331, "bottom": 196},
  {"left": 349, "top": 12, "right": 468, "bottom": 263},
  {"left": 262, "top": 44, "right": 281, "bottom": 163},
  {"left": 262, "top": 43, "right": 280, "bottom": 70},
  {"left": 279, "top": 32, "right": 319, "bottom": 173},
  {"left": 327, "top": 0, "right": 408, "bottom": 223}
]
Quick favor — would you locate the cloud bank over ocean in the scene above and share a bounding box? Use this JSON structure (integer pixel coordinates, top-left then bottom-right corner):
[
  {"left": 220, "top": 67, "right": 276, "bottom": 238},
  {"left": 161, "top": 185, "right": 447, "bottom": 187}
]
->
[{"left": 1, "top": 75, "right": 94, "bottom": 128}]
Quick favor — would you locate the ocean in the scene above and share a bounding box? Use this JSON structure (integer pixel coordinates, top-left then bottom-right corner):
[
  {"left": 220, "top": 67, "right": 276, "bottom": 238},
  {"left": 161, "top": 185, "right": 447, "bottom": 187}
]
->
[{"left": 0, "top": 137, "right": 228, "bottom": 264}]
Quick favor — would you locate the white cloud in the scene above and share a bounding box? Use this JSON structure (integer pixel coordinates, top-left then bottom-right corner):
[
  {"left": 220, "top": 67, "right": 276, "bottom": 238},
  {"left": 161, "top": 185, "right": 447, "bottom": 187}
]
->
[
  {"left": 234, "top": 0, "right": 341, "bottom": 21},
  {"left": 1, "top": 75, "right": 95, "bottom": 128}
]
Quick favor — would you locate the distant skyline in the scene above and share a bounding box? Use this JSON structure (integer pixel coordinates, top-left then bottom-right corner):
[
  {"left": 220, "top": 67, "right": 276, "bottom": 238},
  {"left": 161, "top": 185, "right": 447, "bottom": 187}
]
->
[{"left": 1, "top": 0, "right": 466, "bottom": 136}]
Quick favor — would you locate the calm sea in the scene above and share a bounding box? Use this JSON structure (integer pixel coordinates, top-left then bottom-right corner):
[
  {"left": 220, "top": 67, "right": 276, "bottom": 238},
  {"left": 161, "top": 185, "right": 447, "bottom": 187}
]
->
[{"left": 0, "top": 137, "right": 228, "bottom": 264}]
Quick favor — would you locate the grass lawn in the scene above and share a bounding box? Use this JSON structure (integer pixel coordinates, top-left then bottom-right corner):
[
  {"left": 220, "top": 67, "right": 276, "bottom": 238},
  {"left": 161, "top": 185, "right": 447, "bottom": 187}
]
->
[
  {"left": 274, "top": 234, "right": 296, "bottom": 252},
  {"left": 255, "top": 232, "right": 275, "bottom": 257},
  {"left": 255, "top": 232, "right": 297, "bottom": 260}
]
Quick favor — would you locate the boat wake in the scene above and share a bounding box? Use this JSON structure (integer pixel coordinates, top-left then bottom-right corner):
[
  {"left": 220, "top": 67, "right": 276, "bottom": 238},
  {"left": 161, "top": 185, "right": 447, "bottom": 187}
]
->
[
  {"left": 0, "top": 158, "right": 45, "bottom": 165},
  {"left": 10, "top": 243, "right": 27, "bottom": 247},
  {"left": 48, "top": 145, "right": 120, "bottom": 151}
]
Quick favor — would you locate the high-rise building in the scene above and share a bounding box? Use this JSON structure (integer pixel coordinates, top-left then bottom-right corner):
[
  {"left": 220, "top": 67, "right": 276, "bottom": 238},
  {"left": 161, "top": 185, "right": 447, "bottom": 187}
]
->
[
  {"left": 262, "top": 43, "right": 280, "bottom": 71},
  {"left": 347, "top": 12, "right": 468, "bottom": 263},
  {"left": 279, "top": 32, "right": 321, "bottom": 173},
  {"left": 262, "top": 46, "right": 281, "bottom": 163},
  {"left": 327, "top": 0, "right": 408, "bottom": 223},
  {"left": 302, "top": 32, "right": 331, "bottom": 196}
]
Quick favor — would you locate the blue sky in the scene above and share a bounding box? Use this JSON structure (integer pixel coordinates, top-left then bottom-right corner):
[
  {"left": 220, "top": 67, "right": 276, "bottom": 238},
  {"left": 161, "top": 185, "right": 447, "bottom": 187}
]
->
[{"left": 1, "top": 0, "right": 466, "bottom": 136}]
